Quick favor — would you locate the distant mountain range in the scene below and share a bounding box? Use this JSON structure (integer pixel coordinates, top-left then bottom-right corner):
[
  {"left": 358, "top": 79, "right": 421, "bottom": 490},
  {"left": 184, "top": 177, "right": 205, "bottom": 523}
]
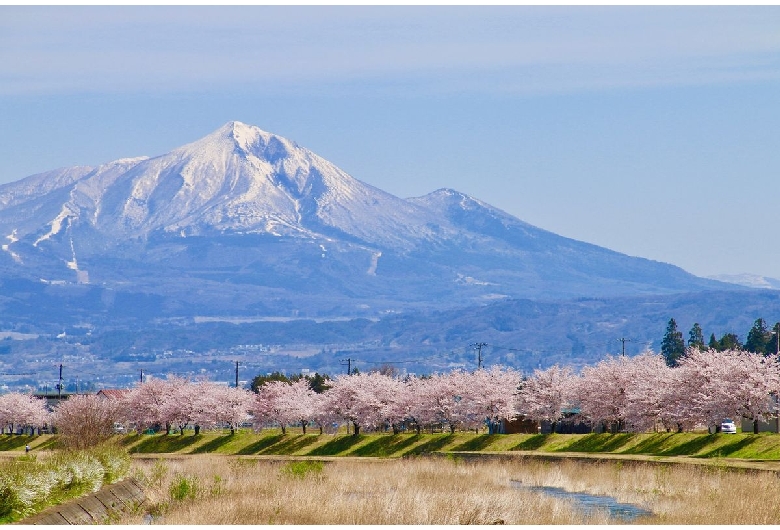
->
[
  {"left": 707, "top": 273, "right": 780, "bottom": 290},
  {"left": 0, "top": 121, "right": 736, "bottom": 322},
  {"left": 0, "top": 121, "right": 774, "bottom": 388}
]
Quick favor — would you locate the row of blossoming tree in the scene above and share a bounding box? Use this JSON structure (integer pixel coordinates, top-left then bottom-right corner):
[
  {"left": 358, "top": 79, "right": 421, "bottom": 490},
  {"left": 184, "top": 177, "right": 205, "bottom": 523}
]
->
[{"left": 3, "top": 348, "right": 780, "bottom": 439}]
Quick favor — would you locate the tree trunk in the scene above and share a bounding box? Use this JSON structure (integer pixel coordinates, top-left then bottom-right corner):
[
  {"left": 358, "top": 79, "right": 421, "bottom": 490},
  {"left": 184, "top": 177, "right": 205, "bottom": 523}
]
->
[
  {"left": 754, "top": 419, "right": 759, "bottom": 434},
  {"left": 281, "top": 424, "right": 286, "bottom": 435},
  {"left": 352, "top": 422, "right": 360, "bottom": 436},
  {"left": 302, "top": 422, "right": 307, "bottom": 435},
  {"left": 195, "top": 425, "right": 200, "bottom": 435},
  {"left": 166, "top": 423, "right": 171, "bottom": 435}
]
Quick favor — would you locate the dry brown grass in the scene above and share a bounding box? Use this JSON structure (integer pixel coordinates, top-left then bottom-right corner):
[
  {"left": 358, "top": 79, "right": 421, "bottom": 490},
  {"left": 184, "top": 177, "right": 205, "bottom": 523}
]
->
[{"left": 116, "top": 455, "right": 780, "bottom": 525}]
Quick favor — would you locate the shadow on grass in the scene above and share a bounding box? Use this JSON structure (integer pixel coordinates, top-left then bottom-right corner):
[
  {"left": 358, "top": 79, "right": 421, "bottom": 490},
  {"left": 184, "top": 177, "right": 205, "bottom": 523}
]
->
[
  {"left": 555, "top": 433, "right": 635, "bottom": 453},
  {"left": 699, "top": 436, "right": 758, "bottom": 458},
  {"left": 620, "top": 433, "right": 679, "bottom": 455},
  {"left": 189, "top": 435, "right": 235, "bottom": 454},
  {"left": 451, "top": 435, "right": 497, "bottom": 452},
  {"left": 34, "top": 437, "right": 59, "bottom": 451},
  {"left": 258, "top": 435, "right": 320, "bottom": 455},
  {"left": 128, "top": 434, "right": 202, "bottom": 454},
  {"left": 404, "top": 434, "right": 455, "bottom": 455},
  {"left": 305, "top": 435, "right": 365, "bottom": 456},
  {"left": 0, "top": 435, "right": 37, "bottom": 451},
  {"left": 235, "top": 434, "right": 286, "bottom": 455},
  {"left": 656, "top": 435, "right": 720, "bottom": 456},
  {"left": 511, "top": 434, "right": 551, "bottom": 451},
  {"left": 349, "top": 434, "right": 421, "bottom": 457}
]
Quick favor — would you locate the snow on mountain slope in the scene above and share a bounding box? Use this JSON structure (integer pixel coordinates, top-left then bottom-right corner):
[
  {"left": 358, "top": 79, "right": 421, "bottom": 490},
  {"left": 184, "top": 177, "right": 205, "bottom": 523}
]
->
[
  {"left": 0, "top": 121, "right": 733, "bottom": 306},
  {"left": 0, "top": 122, "right": 441, "bottom": 250},
  {"left": 707, "top": 273, "right": 780, "bottom": 290},
  {"left": 103, "top": 120, "right": 441, "bottom": 247}
]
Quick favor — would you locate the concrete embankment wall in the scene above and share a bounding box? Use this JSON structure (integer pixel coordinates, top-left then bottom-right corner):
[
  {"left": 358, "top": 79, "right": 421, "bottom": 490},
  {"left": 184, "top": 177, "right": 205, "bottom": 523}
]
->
[{"left": 18, "top": 477, "right": 145, "bottom": 525}]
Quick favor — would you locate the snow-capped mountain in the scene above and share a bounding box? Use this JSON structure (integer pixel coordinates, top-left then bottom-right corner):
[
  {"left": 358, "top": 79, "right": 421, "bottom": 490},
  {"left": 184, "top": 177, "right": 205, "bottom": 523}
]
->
[
  {"left": 707, "top": 273, "right": 780, "bottom": 290},
  {"left": 0, "top": 121, "right": 735, "bottom": 320},
  {"left": 0, "top": 122, "right": 441, "bottom": 247}
]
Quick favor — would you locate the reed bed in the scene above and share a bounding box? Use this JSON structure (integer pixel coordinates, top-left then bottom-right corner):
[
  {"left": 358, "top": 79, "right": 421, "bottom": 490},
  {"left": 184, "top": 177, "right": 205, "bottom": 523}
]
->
[{"left": 118, "top": 454, "right": 780, "bottom": 525}]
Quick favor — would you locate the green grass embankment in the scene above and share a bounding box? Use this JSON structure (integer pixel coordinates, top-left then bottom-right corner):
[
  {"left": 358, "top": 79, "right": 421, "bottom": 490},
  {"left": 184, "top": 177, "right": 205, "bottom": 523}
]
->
[
  {"left": 7, "top": 430, "right": 780, "bottom": 461},
  {"left": 107, "top": 429, "right": 780, "bottom": 460}
]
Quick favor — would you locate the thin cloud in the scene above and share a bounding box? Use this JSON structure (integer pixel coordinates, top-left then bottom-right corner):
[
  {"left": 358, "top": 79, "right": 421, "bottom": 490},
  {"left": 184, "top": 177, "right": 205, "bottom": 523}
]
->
[{"left": 2, "top": 6, "right": 780, "bottom": 96}]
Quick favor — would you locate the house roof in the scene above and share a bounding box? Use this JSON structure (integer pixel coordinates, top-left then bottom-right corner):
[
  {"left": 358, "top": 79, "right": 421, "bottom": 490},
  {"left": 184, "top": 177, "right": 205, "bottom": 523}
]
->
[{"left": 97, "top": 389, "right": 129, "bottom": 400}]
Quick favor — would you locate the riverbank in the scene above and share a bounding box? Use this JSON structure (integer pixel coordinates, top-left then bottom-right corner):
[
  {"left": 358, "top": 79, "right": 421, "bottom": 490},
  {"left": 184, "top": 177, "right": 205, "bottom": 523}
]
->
[
  {"left": 114, "top": 452, "right": 780, "bottom": 525},
  {"left": 9, "top": 430, "right": 780, "bottom": 468},
  {"left": 116, "top": 429, "right": 780, "bottom": 474},
  {"left": 118, "top": 429, "right": 780, "bottom": 458}
]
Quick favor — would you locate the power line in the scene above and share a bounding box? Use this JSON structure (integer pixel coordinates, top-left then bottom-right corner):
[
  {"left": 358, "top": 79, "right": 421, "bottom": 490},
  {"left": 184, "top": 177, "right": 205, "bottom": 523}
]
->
[
  {"left": 472, "top": 342, "right": 488, "bottom": 369},
  {"left": 340, "top": 358, "right": 355, "bottom": 375},
  {"left": 617, "top": 337, "right": 633, "bottom": 357}
]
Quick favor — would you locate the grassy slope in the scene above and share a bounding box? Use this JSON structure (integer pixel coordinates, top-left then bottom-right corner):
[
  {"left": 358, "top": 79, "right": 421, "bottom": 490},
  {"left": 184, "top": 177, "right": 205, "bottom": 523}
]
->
[
  {"left": 7, "top": 430, "right": 780, "bottom": 460},
  {"left": 113, "top": 429, "right": 780, "bottom": 460}
]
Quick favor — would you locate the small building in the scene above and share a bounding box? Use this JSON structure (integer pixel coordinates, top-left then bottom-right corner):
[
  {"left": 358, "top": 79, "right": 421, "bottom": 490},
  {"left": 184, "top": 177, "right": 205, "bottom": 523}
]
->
[
  {"left": 501, "top": 417, "right": 540, "bottom": 434},
  {"left": 741, "top": 417, "right": 780, "bottom": 433},
  {"left": 97, "top": 389, "right": 129, "bottom": 400}
]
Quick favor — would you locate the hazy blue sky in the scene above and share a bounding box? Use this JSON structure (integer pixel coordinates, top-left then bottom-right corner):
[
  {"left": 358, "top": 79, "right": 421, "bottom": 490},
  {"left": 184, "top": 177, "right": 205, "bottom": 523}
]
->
[{"left": 2, "top": 6, "right": 779, "bottom": 279}]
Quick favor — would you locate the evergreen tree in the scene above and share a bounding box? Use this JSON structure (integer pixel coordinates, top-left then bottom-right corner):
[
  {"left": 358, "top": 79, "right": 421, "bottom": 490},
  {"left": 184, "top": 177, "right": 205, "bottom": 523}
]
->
[
  {"left": 708, "top": 333, "right": 719, "bottom": 350},
  {"left": 661, "top": 318, "right": 686, "bottom": 367},
  {"left": 718, "top": 332, "right": 742, "bottom": 351},
  {"left": 250, "top": 371, "right": 290, "bottom": 393},
  {"left": 688, "top": 323, "right": 705, "bottom": 350},
  {"left": 307, "top": 372, "right": 332, "bottom": 393},
  {"left": 746, "top": 318, "right": 770, "bottom": 354}
]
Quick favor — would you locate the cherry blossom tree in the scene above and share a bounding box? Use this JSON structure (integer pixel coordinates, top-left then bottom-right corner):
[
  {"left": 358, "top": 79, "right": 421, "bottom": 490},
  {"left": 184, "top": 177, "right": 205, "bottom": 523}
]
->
[
  {"left": 158, "top": 376, "right": 203, "bottom": 436},
  {"left": 619, "top": 351, "right": 673, "bottom": 432},
  {"left": 0, "top": 393, "right": 50, "bottom": 435},
  {"left": 517, "top": 365, "right": 575, "bottom": 433},
  {"left": 676, "top": 348, "right": 780, "bottom": 432},
  {"left": 308, "top": 391, "right": 339, "bottom": 434},
  {"left": 323, "top": 372, "right": 403, "bottom": 435},
  {"left": 208, "top": 384, "right": 254, "bottom": 434},
  {"left": 122, "top": 377, "right": 171, "bottom": 433},
  {"left": 466, "top": 366, "right": 522, "bottom": 433},
  {"left": 53, "top": 394, "right": 121, "bottom": 449},
  {"left": 414, "top": 370, "right": 474, "bottom": 433},
  {"left": 394, "top": 375, "right": 428, "bottom": 434},
  {"left": 274, "top": 379, "right": 318, "bottom": 435},
  {"left": 573, "top": 355, "right": 635, "bottom": 432},
  {"left": 253, "top": 380, "right": 302, "bottom": 434}
]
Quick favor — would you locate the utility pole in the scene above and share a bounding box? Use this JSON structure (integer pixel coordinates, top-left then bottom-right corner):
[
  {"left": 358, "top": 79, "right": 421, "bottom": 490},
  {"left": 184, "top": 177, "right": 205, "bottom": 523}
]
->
[
  {"left": 58, "top": 364, "right": 63, "bottom": 400},
  {"left": 472, "top": 343, "right": 487, "bottom": 369},
  {"left": 235, "top": 361, "right": 240, "bottom": 388},
  {"left": 617, "top": 337, "right": 633, "bottom": 357},
  {"left": 341, "top": 358, "right": 355, "bottom": 375}
]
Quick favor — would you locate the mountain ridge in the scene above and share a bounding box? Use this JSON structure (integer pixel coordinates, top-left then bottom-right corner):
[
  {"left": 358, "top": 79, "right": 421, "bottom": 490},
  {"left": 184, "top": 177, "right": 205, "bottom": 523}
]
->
[{"left": 0, "top": 121, "right": 736, "bottom": 318}]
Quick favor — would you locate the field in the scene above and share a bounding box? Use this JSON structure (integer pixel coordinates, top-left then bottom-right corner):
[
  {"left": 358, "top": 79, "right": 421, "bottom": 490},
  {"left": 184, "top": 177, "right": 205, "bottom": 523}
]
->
[
  {"left": 10, "top": 429, "right": 780, "bottom": 524},
  {"left": 115, "top": 453, "right": 780, "bottom": 525}
]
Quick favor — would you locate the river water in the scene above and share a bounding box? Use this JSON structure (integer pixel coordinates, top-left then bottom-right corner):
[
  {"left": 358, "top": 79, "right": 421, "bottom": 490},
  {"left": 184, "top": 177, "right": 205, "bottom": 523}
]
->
[{"left": 510, "top": 480, "right": 653, "bottom": 522}]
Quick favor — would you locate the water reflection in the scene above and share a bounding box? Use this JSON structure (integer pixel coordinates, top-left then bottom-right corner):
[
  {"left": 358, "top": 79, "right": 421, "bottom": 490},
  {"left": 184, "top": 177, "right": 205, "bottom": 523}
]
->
[{"left": 510, "top": 480, "right": 653, "bottom": 522}]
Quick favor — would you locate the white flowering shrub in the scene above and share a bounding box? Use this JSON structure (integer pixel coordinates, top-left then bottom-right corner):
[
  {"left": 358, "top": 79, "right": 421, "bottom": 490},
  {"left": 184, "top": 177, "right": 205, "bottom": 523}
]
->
[
  {"left": 0, "top": 448, "right": 131, "bottom": 522},
  {"left": 94, "top": 446, "right": 131, "bottom": 484}
]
